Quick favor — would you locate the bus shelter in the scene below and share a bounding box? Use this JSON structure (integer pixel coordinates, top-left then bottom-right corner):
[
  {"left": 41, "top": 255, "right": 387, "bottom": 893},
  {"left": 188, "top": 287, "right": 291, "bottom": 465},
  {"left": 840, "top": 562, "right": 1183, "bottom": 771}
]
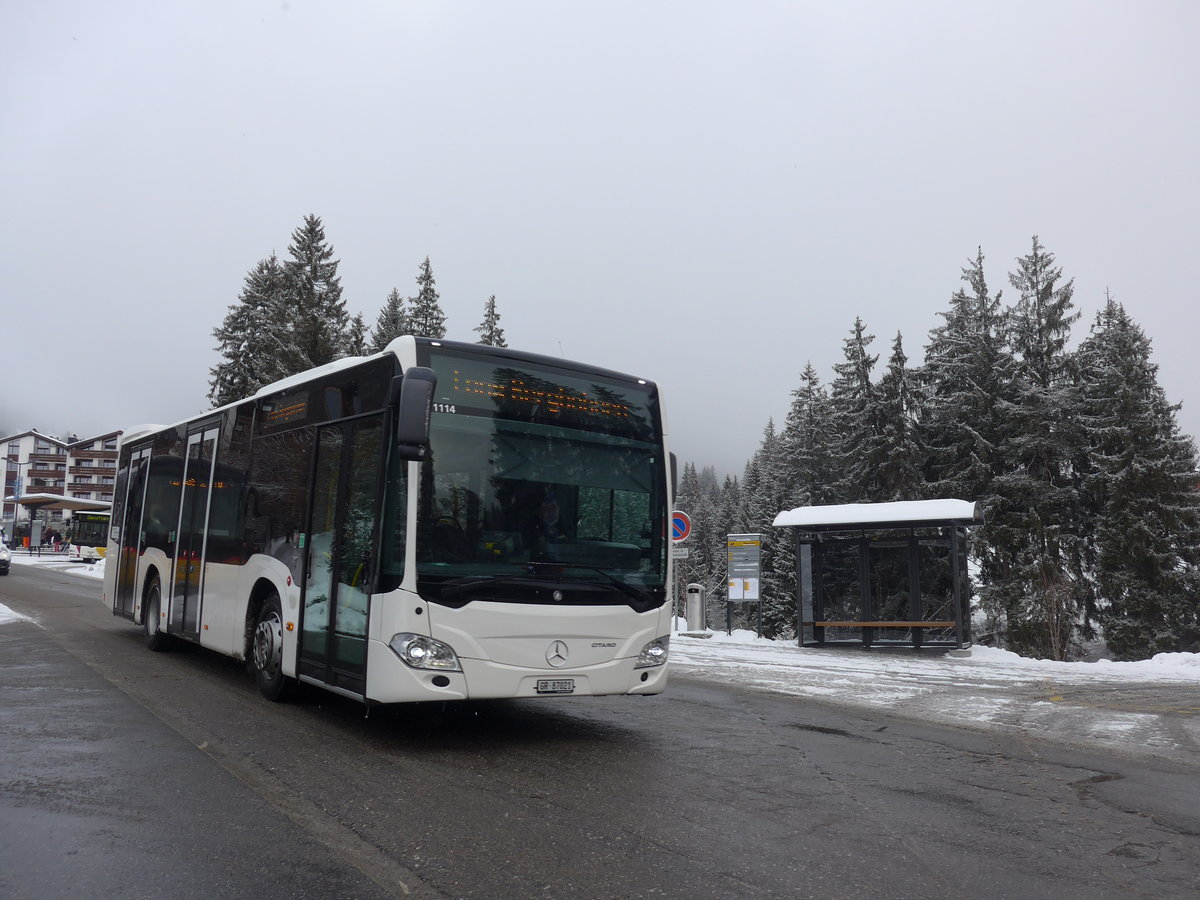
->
[
  {"left": 4, "top": 493, "right": 111, "bottom": 547},
  {"left": 772, "top": 500, "right": 982, "bottom": 651}
]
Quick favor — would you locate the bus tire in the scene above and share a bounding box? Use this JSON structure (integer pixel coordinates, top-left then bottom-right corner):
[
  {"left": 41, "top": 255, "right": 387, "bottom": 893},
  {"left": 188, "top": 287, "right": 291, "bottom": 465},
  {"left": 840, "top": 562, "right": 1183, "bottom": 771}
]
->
[
  {"left": 253, "top": 593, "right": 291, "bottom": 702},
  {"left": 143, "top": 577, "right": 172, "bottom": 652}
]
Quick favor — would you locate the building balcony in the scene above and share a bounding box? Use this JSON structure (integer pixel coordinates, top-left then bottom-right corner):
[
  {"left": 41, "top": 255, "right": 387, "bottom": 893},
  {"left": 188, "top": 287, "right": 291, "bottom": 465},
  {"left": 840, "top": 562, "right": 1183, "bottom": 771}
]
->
[
  {"left": 73, "top": 450, "right": 118, "bottom": 462},
  {"left": 68, "top": 465, "right": 113, "bottom": 476},
  {"left": 29, "top": 451, "right": 68, "bottom": 463}
]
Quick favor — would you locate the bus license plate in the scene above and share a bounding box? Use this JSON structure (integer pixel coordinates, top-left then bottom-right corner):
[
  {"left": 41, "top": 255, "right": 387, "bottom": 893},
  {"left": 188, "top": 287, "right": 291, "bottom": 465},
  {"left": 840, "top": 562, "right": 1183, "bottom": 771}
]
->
[{"left": 536, "top": 679, "right": 575, "bottom": 694}]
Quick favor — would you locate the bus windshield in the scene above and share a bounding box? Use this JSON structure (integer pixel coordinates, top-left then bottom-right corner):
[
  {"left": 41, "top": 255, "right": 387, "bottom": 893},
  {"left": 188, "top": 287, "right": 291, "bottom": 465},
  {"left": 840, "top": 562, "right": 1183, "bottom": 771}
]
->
[
  {"left": 71, "top": 511, "right": 110, "bottom": 548},
  {"left": 414, "top": 349, "right": 667, "bottom": 607}
]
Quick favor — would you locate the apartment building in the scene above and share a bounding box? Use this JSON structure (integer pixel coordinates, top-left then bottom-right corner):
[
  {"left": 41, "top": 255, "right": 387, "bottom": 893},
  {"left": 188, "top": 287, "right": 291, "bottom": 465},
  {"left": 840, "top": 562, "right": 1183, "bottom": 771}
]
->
[{"left": 3, "top": 427, "right": 122, "bottom": 525}]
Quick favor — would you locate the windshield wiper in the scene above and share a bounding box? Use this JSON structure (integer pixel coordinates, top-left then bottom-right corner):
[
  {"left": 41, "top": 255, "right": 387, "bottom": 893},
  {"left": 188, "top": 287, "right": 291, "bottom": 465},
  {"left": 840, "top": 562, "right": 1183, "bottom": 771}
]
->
[
  {"left": 438, "top": 563, "right": 657, "bottom": 606},
  {"left": 438, "top": 571, "right": 548, "bottom": 599},
  {"left": 525, "top": 561, "right": 655, "bottom": 605}
]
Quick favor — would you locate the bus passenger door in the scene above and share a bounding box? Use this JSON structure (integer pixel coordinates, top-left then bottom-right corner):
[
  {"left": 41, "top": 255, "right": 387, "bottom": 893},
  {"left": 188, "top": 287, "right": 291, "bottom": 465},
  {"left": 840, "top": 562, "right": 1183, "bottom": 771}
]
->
[
  {"left": 112, "top": 444, "right": 152, "bottom": 618},
  {"left": 299, "top": 417, "right": 384, "bottom": 696},
  {"left": 171, "top": 426, "right": 219, "bottom": 639}
]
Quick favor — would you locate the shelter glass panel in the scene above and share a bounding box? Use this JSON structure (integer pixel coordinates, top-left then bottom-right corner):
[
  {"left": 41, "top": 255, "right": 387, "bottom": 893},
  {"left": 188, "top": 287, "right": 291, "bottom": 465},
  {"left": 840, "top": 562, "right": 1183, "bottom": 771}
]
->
[{"left": 818, "top": 540, "right": 861, "bottom": 641}]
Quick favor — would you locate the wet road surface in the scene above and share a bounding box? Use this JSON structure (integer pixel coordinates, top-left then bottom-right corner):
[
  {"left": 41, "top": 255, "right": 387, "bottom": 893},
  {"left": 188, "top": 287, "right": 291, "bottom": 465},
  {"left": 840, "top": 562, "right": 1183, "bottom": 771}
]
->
[{"left": 2, "top": 564, "right": 1198, "bottom": 899}]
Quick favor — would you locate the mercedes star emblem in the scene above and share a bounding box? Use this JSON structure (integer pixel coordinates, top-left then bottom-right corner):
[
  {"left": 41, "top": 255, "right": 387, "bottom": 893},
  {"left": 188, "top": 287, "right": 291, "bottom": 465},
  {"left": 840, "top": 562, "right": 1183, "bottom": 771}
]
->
[{"left": 546, "top": 640, "right": 569, "bottom": 668}]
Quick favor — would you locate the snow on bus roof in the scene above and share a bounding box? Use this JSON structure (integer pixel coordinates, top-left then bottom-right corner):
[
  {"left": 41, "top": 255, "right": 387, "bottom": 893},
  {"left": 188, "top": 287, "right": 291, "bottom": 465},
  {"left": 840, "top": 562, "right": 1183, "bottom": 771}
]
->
[{"left": 772, "top": 499, "right": 981, "bottom": 529}]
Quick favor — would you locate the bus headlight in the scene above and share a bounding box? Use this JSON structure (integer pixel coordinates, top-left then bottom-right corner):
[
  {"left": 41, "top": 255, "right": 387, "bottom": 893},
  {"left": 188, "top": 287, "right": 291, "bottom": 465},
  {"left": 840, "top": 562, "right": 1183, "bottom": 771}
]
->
[
  {"left": 635, "top": 635, "right": 669, "bottom": 668},
  {"left": 389, "top": 634, "right": 463, "bottom": 672}
]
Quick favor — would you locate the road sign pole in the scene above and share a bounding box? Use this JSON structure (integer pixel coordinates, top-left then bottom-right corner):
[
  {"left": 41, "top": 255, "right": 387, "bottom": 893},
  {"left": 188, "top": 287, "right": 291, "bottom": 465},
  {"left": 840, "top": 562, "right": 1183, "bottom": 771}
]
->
[{"left": 671, "top": 511, "right": 691, "bottom": 629}]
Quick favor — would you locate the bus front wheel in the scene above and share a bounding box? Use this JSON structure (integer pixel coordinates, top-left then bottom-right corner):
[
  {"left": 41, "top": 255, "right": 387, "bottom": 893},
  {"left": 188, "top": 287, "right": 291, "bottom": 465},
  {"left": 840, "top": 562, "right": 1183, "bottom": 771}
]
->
[{"left": 253, "top": 594, "right": 291, "bottom": 702}]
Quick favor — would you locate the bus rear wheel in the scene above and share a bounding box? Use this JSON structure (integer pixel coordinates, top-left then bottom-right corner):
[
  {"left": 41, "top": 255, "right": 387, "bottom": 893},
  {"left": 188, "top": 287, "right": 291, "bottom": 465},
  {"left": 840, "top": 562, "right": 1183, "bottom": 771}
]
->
[
  {"left": 143, "top": 578, "right": 172, "bottom": 652},
  {"left": 253, "top": 593, "right": 291, "bottom": 702}
]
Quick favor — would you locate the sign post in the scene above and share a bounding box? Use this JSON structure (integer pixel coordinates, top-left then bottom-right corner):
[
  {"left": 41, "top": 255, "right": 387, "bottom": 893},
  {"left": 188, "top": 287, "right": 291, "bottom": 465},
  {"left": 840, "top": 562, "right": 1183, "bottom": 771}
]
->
[
  {"left": 671, "top": 510, "right": 691, "bottom": 628},
  {"left": 727, "top": 533, "right": 763, "bottom": 637}
]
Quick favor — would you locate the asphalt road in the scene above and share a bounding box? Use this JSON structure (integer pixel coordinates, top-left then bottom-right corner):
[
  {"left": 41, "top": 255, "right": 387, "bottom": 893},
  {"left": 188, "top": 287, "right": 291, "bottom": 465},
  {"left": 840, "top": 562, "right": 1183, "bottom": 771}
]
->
[{"left": 2, "top": 564, "right": 1198, "bottom": 899}]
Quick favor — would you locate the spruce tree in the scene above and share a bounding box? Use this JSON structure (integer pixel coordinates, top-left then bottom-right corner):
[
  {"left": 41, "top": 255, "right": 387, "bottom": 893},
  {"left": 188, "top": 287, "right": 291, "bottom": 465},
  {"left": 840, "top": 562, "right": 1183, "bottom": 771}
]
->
[
  {"left": 827, "top": 318, "right": 880, "bottom": 503},
  {"left": 370, "top": 288, "right": 410, "bottom": 352},
  {"left": 875, "top": 332, "right": 925, "bottom": 501},
  {"left": 774, "top": 363, "right": 839, "bottom": 633},
  {"left": 672, "top": 464, "right": 731, "bottom": 629},
  {"left": 732, "top": 420, "right": 797, "bottom": 637},
  {"left": 408, "top": 256, "right": 447, "bottom": 338},
  {"left": 475, "top": 295, "right": 507, "bottom": 347},
  {"left": 348, "top": 313, "right": 368, "bottom": 356},
  {"left": 672, "top": 462, "right": 704, "bottom": 617},
  {"left": 920, "top": 247, "right": 1012, "bottom": 504},
  {"left": 982, "top": 236, "right": 1084, "bottom": 660},
  {"left": 280, "top": 214, "right": 350, "bottom": 373},
  {"left": 208, "top": 253, "right": 288, "bottom": 406},
  {"left": 1077, "top": 295, "right": 1200, "bottom": 659},
  {"left": 714, "top": 474, "right": 742, "bottom": 626},
  {"left": 780, "top": 363, "right": 837, "bottom": 509}
]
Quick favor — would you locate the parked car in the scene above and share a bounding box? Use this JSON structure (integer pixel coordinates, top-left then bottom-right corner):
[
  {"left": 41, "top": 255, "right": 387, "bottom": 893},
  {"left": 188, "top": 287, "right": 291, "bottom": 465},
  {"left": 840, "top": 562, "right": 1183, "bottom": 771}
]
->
[{"left": 0, "top": 541, "right": 10, "bottom": 575}]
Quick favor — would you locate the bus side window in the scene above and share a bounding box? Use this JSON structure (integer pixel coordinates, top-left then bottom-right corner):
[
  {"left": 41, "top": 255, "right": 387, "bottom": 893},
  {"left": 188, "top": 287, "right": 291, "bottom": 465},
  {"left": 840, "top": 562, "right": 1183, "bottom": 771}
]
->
[
  {"left": 243, "top": 490, "right": 270, "bottom": 553},
  {"left": 250, "top": 427, "right": 313, "bottom": 584}
]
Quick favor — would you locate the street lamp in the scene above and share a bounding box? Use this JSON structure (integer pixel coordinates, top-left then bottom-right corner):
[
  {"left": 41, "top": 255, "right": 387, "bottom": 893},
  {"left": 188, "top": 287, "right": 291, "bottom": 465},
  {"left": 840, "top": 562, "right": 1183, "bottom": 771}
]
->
[{"left": 3, "top": 458, "right": 31, "bottom": 545}]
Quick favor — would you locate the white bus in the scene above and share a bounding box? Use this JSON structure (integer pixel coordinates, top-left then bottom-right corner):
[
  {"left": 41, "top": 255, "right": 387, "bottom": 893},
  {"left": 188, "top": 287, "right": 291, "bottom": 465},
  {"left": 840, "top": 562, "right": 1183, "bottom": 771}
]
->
[{"left": 103, "top": 336, "right": 672, "bottom": 704}]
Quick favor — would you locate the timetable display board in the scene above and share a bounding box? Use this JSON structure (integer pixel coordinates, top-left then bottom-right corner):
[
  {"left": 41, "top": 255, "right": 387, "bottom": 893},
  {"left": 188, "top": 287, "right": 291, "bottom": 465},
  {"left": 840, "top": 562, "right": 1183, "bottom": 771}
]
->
[{"left": 727, "top": 533, "right": 761, "bottom": 601}]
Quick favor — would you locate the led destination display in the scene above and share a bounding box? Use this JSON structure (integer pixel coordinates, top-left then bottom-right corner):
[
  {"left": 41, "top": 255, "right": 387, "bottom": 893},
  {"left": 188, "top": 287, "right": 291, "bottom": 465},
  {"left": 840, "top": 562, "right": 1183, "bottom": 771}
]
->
[{"left": 426, "top": 349, "right": 659, "bottom": 441}]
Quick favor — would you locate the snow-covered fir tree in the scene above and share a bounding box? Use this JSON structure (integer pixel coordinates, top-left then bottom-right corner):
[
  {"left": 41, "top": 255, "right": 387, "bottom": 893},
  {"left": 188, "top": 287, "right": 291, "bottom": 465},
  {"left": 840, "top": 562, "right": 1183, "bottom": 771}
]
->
[
  {"left": 347, "top": 313, "right": 368, "bottom": 356},
  {"left": 780, "top": 362, "right": 838, "bottom": 509},
  {"left": 475, "top": 295, "right": 507, "bottom": 347},
  {"left": 671, "top": 461, "right": 737, "bottom": 629},
  {"left": 981, "top": 236, "right": 1084, "bottom": 660},
  {"left": 827, "top": 317, "right": 880, "bottom": 503},
  {"left": 919, "top": 247, "right": 1013, "bottom": 504},
  {"left": 734, "top": 420, "right": 797, "bottom": 637},
  {"left": 370, "top": 288, "right": 410, "bottom": 352},
  {"left": 280, "top": 214, "right": 350, "bottom": 374},
  {"left": 712, "top": 474, "right": 742, "bottom": 622},
  {"left": 874, "top": 332, "right": 925, "bottom": 501},
  {"left": 207, "top": 253, "right": 288, "bottom": 406},
  {"left": 918, "top": 248, "right": 1017, "bottom": 644},
  {"left": 1076, "top": 295, "right": 1200, "bottom": 659},
  {"left": 408, "top": 257, "right": 446, "bottom": 338},
  {"left": 670, "top": 238, "right": 1200, "bottom": 662},
  {"left": 771, "top": 363, "right": 839, "bottom": 623}
]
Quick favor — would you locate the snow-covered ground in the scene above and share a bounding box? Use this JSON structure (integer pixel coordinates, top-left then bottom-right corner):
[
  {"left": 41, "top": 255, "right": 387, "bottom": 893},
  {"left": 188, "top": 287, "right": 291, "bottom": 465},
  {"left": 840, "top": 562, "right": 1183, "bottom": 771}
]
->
[
  {"left": 3, "top": 550, "right": 1197, "bottom": 761},
  {"left": 0, "top": 550, "right": 106, "bottom": 624},
  {"left": 669, "top": 627, "right": 1199, "bottom": 761}
]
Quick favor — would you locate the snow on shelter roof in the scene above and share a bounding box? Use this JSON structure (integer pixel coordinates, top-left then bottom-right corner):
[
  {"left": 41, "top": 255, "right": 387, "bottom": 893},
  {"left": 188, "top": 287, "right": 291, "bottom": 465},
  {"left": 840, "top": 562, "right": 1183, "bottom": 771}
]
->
[
  {"left": 772, "top": 499, "right": 982, "bottom": 530},
  {"left": 5, "top": 493, "right": 112, "bottom": 512}
]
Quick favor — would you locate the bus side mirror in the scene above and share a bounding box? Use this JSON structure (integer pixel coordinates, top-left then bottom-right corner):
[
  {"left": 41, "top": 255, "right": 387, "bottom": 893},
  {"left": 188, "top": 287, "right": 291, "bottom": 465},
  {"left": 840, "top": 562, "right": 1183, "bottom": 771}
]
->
[{"left": 392, "top": 367, "right": 437, "bottom": 461}]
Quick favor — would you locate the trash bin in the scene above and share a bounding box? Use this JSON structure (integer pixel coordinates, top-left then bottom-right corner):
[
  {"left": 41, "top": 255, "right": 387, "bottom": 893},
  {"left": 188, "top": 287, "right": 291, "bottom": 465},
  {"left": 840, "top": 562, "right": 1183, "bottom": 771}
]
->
[{"left": 685, "top": 583, "right": 705, "bottom": 632}]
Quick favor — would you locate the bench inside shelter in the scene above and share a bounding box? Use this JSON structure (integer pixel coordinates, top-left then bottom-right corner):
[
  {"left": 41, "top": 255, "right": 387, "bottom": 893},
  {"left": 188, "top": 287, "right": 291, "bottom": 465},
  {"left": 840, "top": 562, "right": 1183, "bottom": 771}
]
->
[{"left": 772, "top": 499, "right": 982, "bottom": 651}]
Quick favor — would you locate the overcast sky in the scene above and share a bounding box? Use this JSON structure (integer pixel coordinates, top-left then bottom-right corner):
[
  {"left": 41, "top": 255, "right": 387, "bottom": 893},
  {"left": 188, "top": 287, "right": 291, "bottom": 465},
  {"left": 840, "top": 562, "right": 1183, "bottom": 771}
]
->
[{"left": 3, "top": 1, "right": 1198, "bottom": 476}]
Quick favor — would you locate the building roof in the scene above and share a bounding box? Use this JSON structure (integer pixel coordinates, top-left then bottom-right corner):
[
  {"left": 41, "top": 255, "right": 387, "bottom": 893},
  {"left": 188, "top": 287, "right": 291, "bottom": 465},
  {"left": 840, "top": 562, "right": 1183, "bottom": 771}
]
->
[
  {"left": 0, "top": 427, "right": 68, "bottom": 448},
  {"left": 3, "top": 493, "right": 112, "bottom": 513},
  {"left": 2, "top": 427, "right": 121, "bottom": 449},
  {"left": 772, "top": 499, "right": 982, "bottom": 531}
]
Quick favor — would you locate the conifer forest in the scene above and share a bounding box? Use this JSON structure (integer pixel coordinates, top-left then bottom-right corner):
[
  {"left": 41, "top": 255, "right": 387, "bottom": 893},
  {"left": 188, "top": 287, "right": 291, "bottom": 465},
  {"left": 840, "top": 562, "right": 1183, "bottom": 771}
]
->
[{"left": 209, "top": 216, "right": 1200, "bottom": 663}]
